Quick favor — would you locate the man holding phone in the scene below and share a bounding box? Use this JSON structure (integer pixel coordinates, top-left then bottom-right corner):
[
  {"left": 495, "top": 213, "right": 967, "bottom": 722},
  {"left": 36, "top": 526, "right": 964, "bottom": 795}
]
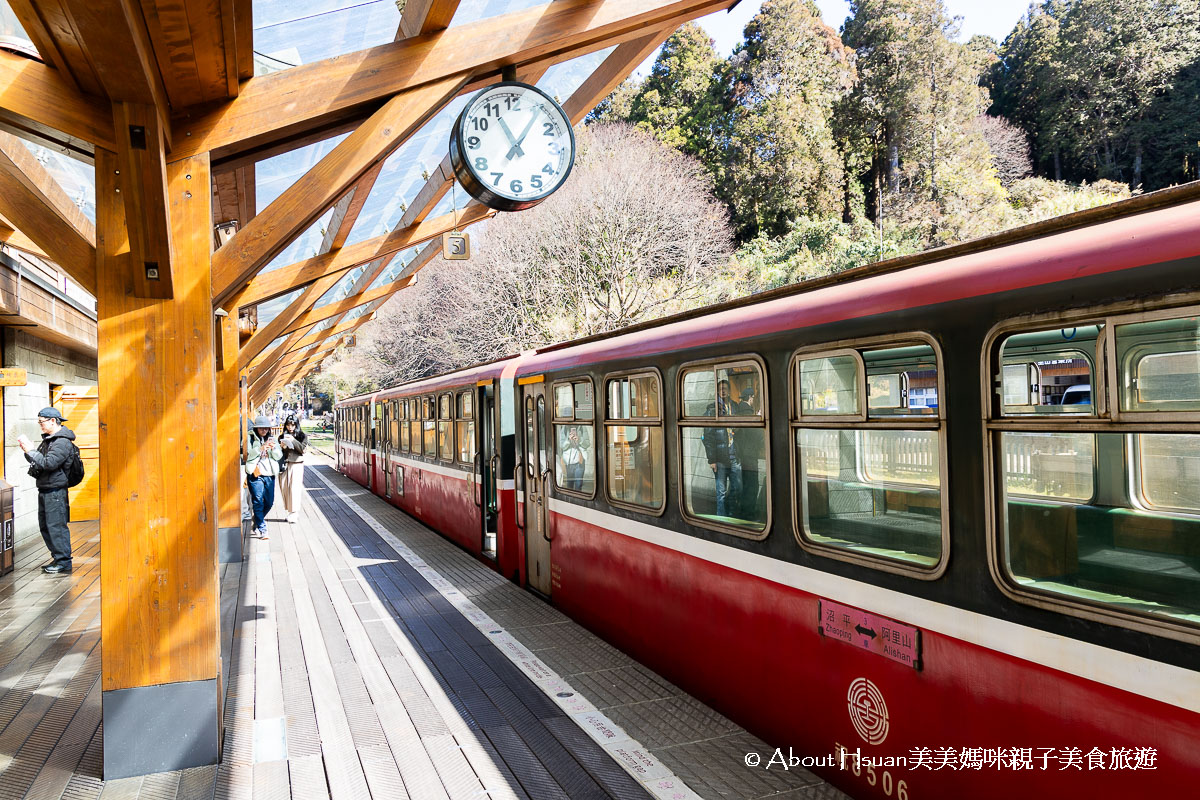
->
[{"left": 17, "top": 407, "right": 78, "bottom": 574}]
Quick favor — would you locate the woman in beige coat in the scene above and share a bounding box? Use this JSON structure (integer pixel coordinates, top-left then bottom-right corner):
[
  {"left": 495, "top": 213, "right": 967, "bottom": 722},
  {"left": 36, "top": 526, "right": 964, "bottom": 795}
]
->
[{"left": 278, "top": 414, "right": 308, "bottom": 523}]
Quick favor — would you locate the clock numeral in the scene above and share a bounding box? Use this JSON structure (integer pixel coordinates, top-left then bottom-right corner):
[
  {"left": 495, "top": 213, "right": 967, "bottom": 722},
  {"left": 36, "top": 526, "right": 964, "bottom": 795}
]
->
[
  {"left": 474, "top": 157, "right": 488, "bottom": 171},
  {"left": 472, "top": 118, "right": 489, "bottom": 131},
  {"left": 467, "top": 136, "right": 481, "bottom": 149},
  {"left": 509, "top": 179, "right": 523, "bottom": 194},
  {"left": 542, "top": 164, "right": 555, "bottom": 176},
  {"left": 548, "top": 143, "right": 561, "bottom": 155},
  {"left": 490, "top": 172, "right": 504, "bottom": 187},
  {"left": 531, "top": 175, "right": 543, "bottom": 190},
  {"left": 485, "top": 102, "right": 501, "bottom": 117},
  {"left": 543, "top": 122, "right": 555, "bottom": 136},
  {"left": 504, "top": 97, "right": 521, "bottom": 111}
]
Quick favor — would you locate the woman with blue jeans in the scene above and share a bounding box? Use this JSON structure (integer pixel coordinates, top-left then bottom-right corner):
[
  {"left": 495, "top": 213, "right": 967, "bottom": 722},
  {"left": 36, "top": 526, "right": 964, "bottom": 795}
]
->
[{"left": 245, "top": 416, "right": 282, "bottom": 538}]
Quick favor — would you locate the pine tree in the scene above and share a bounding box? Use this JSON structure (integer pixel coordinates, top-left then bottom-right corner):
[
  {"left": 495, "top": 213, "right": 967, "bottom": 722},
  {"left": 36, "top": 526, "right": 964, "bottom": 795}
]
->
[{"left": 720, "top": 0, "right": 857, "bottom": 239}]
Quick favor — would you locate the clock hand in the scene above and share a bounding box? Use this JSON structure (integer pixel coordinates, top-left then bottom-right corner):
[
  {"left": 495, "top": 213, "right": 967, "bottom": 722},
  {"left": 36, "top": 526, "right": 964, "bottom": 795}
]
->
[
  {"left": 497, "top": 117, "right": 524, "bottom": 159},
  {"left": 508, "top": 110, "right": 540, "bottom": 159}
]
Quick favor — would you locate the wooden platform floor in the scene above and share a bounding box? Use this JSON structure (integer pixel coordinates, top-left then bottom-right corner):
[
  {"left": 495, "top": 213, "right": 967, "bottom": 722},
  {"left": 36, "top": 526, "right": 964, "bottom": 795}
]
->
[{"left": 0, "top": 461, "right": 848, "bottom": 800}]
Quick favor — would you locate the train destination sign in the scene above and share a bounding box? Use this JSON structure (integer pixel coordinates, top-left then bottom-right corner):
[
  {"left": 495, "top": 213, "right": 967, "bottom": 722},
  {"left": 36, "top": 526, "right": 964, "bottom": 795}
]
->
[{"left": 819, "top": 600, "right": 922, "bottom": 670}]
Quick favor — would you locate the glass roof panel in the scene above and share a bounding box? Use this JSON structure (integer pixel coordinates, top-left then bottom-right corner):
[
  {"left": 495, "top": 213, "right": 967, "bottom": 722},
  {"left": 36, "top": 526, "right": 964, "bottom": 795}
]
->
[
  {"left": 345, "top": 94, "right": 472, "bottom": 246},
  {"left": 313, "top": 264, "right": 367, "bottom": 308},
  {"left": 258, "top": 206, "right": 337, "bottom": 275},
  {"left": 449, "top": 0, "right": 546, "bottom": 30},
  {"left": 253, "top": 0, "right": 400, "bottom": 76},
  {"left": 18, "top": 140, "right": 96, "bottom": 224},
  {"left": 255, "top": 134, "right": 345, "bottom": 274},
  {"left": 256, "top": 286, "right": 305, "bottom": 328},
  {"left": 536, "top": 46, "right": 616, "bottom": 104},
  {"left": 367, "top": 247, "right": 420, "bottom": 290}
]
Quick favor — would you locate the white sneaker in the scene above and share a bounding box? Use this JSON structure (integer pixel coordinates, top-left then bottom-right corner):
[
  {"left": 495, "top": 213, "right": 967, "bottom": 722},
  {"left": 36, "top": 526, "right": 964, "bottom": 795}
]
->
[{"left": 287, "top": 513, "right": 298, "bottom": 523}]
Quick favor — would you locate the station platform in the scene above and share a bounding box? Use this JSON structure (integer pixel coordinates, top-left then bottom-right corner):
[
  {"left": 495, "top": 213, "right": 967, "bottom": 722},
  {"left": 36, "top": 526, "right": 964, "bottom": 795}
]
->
[{"left": 0, "top": 460, "right": 849, "bottom": 800}]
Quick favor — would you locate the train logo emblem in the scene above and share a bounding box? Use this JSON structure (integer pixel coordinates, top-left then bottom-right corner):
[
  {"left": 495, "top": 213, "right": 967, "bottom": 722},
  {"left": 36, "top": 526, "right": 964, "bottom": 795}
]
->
[{"left": 847, "top": 678, "right": 889, "bottom": 745}]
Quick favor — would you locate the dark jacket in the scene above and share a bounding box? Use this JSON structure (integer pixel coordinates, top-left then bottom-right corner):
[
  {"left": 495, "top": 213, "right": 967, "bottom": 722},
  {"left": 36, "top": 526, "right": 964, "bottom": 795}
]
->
[
  {"left": 280, "top": 428, "right": 308, "bottom": 468},
  {"left": 25, "top": 426, "right": 76, "bottom": 491},
  {"left": 701, "top": 399, "right": 738, "bottom": 466}
]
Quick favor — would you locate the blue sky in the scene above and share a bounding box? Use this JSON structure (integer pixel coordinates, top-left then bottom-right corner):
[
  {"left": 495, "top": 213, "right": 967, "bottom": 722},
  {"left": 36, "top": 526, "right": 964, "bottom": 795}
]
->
[{"left": 636, "top": 0, "right": 1033, "bottom": 74}]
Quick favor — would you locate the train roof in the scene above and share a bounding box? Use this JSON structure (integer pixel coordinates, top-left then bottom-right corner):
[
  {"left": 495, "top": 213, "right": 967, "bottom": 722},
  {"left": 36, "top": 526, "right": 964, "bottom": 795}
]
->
[{"left": 341, "top": 182, "right": 1200, "bottom": 403}]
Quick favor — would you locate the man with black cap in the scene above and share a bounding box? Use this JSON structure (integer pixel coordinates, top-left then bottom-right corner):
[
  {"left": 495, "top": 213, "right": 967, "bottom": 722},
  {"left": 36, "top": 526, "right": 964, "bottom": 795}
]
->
[{"left": 16, "top": 407, "right": 78, "bottom": 574}]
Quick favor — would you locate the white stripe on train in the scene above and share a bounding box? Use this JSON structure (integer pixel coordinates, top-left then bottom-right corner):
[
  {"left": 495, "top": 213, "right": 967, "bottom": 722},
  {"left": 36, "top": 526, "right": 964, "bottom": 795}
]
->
[{"left": 548, "top": 498, "right": 1200, "bottom": 714}]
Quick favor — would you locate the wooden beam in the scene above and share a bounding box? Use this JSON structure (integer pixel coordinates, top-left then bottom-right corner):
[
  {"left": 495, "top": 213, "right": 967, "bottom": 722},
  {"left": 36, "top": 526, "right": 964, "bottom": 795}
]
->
[
  {"left": 0, "top": 216, "right": 51, "bottom": 260},
  {"left": 0, "top": 130, "right": 96, "bottom": 293},
  {"left": 397, "top": 0, "right": 462, "bottom": 39},
  {"left": 170, "top": 0, "right": 732, "bottom": 162},
  {"left": 563, "top": 27, "right": 674, "bottom": 123},
  {"left": 113, "top": 101, "right": 173, "bottom": 298},
  {"left": 215, "top": 310, "right": 242, "bottom": 538},
  {"left": 278, "top": 335, "right": 353, "bottom": 370},
  {"left": 285, "top": 314, "right": 374, "bottom": 355},
  {"left": 235, "top": 204, "right": 490, "bottom": 307},
  {"left": 0, "top": 51, "right": 114, "bottom": 158},
  {"left": 5, "top": 0, "right": 82, "bottom": 89},
  {"left": 322, "top": 161, "right": 384, "bottom": 254},
  {"left": 237, "top": 273, "right": 342, "bottom": 369},
  {"left": 281, "top": 276, "right": 412, "bottom": 336},
  {"left": 97, "top": 147, "right": 220, "bottom": 770},
  {"left": 210, "top": 74, "right": 467, "bottom": 306}
]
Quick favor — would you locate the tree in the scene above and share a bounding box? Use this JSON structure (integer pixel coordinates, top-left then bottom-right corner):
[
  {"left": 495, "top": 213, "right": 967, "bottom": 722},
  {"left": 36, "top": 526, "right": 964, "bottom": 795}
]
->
[
  {"left": 363, "top": 124, "right": 736, "bottom": 384},
  {"left": 841, "top": 0, "right": 1006, "bottom": 245},
  {"left": 978, "top": 114, "right": 1033, "bottom": 188},
  {"left": 720, "top": 0, "right": 857, "bottom": 239}
]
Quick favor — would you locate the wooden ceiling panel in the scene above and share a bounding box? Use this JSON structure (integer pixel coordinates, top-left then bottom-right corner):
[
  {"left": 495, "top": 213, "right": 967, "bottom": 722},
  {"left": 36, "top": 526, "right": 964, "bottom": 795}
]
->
[
  {"left": 13, "top": 0, "right": 105, "bottom": 95},
  {"left": 140, "top": 0, "right": 238, "bottom": 108}
]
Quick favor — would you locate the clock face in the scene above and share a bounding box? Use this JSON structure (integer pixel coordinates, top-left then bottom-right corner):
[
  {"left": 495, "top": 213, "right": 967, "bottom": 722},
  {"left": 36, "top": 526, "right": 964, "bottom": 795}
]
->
[{"left": 450, "top": 82, "right": 575, "bottom": 212}]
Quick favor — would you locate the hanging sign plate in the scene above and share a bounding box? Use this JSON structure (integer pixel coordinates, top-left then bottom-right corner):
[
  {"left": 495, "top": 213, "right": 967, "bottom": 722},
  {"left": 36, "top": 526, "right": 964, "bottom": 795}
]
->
[{"left": 443, "top": 231, "right": 470, "bottom": 260}]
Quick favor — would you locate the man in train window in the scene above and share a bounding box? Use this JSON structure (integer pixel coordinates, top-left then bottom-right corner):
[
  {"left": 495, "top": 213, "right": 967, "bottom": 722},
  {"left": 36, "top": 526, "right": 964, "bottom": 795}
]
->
[
  {"left": 736, "top": 383, "right": 767, "bottom": 523},
  {"left": 703, "top": 379, "right": 742, "bottom": 518},
  {"left": 559, "top": 425, "right": 588, "bottom": 492}
]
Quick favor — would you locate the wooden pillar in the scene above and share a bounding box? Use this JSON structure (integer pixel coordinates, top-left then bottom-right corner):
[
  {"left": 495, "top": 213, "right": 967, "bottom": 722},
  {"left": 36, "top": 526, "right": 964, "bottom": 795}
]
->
[
  {"left": 96, "top": 149, "right": 221, "bottom": 778},
  {"left": 215, "top": 311, "right": 242, "bottom": 562}
]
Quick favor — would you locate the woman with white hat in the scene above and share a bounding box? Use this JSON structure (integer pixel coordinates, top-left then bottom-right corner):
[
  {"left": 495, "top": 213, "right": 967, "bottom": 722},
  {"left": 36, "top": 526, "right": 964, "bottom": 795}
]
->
[{"left": 244, "top": 416, "right": 281, "bottom": 538}]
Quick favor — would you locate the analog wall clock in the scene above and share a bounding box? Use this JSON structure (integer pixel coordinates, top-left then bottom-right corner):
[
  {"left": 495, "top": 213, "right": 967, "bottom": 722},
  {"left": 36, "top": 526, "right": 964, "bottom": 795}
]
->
[{"left": 448, "top": 81, "right": 576, "bottom": 212}]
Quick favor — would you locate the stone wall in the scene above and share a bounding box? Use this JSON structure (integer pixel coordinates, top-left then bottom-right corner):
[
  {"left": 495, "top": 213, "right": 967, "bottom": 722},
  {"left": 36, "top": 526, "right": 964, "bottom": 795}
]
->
[{"left": 2, "top": 329, "right": 98, "bottom": 551}]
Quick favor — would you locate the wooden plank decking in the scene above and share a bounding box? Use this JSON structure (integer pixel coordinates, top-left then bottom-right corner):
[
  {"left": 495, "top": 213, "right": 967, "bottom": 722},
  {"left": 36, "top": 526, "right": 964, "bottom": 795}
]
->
[{"left": 0, "top": 460, "right": 848, "bottom": 800}]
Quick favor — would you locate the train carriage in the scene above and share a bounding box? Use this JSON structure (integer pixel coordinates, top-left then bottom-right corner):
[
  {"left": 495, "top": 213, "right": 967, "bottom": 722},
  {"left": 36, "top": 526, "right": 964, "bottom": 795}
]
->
[{"left": 336, "top": 188, "right": 1200, "bottom": 799}]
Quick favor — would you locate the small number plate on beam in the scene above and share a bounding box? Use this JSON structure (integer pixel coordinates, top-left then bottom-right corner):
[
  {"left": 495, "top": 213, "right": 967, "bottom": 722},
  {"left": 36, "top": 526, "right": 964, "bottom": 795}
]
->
[
  {"left": 819, "top": 599, "right": 922, "bottom": 670},
  {"left": 0, "top": 368, "right": 27, "bottom": 386},
  {"left": 442, "top": 231, "right": 470, "bottom": 260}
]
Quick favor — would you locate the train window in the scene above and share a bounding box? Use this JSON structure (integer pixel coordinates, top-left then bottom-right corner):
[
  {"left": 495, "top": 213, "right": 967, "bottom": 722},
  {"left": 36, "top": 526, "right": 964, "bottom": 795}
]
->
[
  {"left": 604, "top": 371, "right": 665, "bottom": 513},
  {"left": 998, "top": 326, "right": 1100, "bottom": 415},
  {"left": 791, "top": 338, "right": 946, "bottom": 576},
  {"left": 423, "top": 396, "right": 436, "bottom": 457},
  {"left": 456, "top": 391, "right": 475, "bottom": 464},
  {"left": 438, "top": 393, "right": 454, "bottom": 460},
  {"left": 989, "top": 309, "right": 1200, "bottom": 638},
  {"left": 796, "top": 354, "right": 861, "bottom": 417},
  {"left": 400, "top": 399, "right": 410, "bottom": 452},
  {"left": 678, "top": 358, "right": 768, "bottom": 537},
  {"left": 409, "top": 399, "right": 421, "bottom": 455},
  {"left": 1117, "top": 317, "right": 1200, "bottom": 412},
  {"left": 552, "top": 379, "right": 596, "bottom": 497}
]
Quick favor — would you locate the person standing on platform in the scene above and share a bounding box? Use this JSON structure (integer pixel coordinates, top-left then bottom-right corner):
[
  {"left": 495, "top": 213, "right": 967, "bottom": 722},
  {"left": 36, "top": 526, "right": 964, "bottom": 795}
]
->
[
  {"left": 245, "top": 416, "right": 281, "bottom": 539},
  {"left": 17, "top": 408, "right": 77, "bottom": 574},
  {"left": 278, "top": 414, "right": 308, "bottom": 523}
]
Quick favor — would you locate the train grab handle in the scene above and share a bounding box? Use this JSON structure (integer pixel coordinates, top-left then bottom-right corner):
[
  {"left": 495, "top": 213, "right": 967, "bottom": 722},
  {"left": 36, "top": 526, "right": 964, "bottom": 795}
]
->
[
  {"left": 514, "top": 458, "right": 526, "bottom": 530},
  {"left": 541, "top": 469, "right": 553, "bottom": 543},
  {"left": 472, "top": 453, "right": 482, "bottom": 508}
]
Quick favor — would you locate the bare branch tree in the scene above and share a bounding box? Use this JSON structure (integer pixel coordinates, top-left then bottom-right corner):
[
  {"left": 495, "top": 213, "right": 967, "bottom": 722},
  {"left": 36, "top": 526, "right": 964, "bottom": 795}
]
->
[
  {"left": 978, "top": 114, "right": 1033, "bottom": 188},
  {"left": 362, "top": 123, "right": 736, "bottom": 384}
]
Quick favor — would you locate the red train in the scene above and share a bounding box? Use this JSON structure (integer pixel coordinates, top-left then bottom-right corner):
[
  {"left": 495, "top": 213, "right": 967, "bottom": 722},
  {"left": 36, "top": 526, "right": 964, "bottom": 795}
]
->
[{"left": 336, "top": 187, "right": 1200, "bottom": 799}]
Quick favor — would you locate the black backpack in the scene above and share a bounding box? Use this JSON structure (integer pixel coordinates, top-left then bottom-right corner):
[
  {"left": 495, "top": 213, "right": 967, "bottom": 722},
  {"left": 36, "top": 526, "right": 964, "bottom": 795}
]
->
[{"left": 66, "top": 442, "right": 85, "bottom": 488}]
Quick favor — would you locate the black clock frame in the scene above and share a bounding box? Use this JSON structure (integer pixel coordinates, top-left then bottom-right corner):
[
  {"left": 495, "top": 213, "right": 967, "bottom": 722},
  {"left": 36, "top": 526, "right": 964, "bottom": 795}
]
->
[{"left": 448, "top": 80, "right": 577, "bottom": 213}]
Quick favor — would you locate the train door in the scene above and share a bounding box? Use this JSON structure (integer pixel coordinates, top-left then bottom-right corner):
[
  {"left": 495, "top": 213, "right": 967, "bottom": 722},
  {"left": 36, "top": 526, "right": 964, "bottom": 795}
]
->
[
  {"left": 479, "top": 382, "right": 499, "bottom": 560},
  {"left": 521, "top": 380, "right": 552, "bottom": 596}
]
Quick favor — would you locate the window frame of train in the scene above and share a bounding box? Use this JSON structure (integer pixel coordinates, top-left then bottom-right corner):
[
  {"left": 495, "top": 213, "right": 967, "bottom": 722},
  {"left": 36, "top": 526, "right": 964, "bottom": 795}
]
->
[
  {"left": 550, "top": 377, "right": 598, "bottom": 500},
  {"left": 409, "top": 397, "right": 421, "bottom": 456},
  {"left": 422, "top": 395, "right": 437, "bottom": 458},
  {"left": 456, "top": 389, "right": 476, "bottom": 465},
  {"left": 789, "top": 334, "right": 949, "bottom": 579},
  {"left": 675, "top": 354, "right": 771, "bottom": 539},
  {"left": 603, "top": 368, "right": 667, "bottom": 516},
  {"left": 399, "top": 398, "right": 410, "bottom": 453},
  {"left": 984, "top": 303, "right": 1200, "bottom": 644},
  {"left": 438, "top": 392, "right": 455, "bottom": 462}
]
